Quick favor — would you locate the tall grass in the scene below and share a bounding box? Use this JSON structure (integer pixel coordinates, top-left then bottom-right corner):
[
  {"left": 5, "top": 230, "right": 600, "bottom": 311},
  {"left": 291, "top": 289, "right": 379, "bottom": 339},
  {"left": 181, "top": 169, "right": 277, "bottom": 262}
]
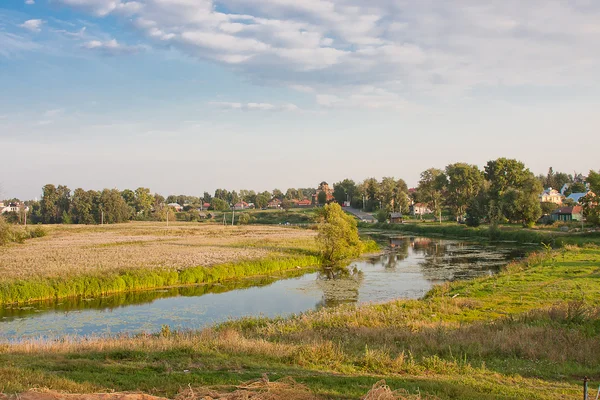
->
[
  {"left": 0, "top": 255, "right": 320, "bottom": 305},
  {"left": 0, "top": 217, "right": 47, "bottom": 246}
]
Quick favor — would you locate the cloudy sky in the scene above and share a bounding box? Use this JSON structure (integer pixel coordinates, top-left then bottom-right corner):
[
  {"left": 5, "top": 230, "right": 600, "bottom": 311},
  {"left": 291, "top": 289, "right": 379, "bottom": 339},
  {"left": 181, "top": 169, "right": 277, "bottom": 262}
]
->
[{"left": 1, "top": 0, "right": 599, "bottom": 199}]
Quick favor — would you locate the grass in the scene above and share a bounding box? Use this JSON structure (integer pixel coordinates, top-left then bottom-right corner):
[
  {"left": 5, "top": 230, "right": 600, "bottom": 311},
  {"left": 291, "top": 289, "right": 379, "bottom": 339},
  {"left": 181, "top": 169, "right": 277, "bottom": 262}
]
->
[
  {"left": 0, "top": 222, "right": 378, "bottom": 305},
  {"left": 1, "top": 245, "right": 599, "bottom": 398},
  {"left": 364, "top": 221, "right": 600, "bottom": 247}
]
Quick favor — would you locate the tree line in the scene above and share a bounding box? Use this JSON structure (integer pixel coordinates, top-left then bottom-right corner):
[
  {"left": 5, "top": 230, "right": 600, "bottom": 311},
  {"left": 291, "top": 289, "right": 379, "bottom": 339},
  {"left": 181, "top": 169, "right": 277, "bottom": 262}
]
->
[{"left": 2, "top": 158, "right": 599, "bottom": 227}]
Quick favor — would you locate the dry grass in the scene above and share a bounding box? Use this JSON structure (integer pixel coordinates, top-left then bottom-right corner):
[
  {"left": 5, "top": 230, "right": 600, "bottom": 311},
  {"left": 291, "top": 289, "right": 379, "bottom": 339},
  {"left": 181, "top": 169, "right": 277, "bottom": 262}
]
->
[{"left": 0, "top": 223, "right": 316, "bottom": 282}]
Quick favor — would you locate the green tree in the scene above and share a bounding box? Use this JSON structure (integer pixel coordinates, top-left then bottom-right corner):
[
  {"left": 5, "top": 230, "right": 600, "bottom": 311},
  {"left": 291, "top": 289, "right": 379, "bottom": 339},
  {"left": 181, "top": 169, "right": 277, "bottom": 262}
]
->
[
  {"left": 97, "top": 189, "right": 131, "bottom": 224},
  {"left": 254, "top": 193, "right": 269, "bottom": 209},
  {"left": 71, "top": 188, "right": 96, "bottom": 224},
  {"left": 416, "top": 168, "right": 445, "bottom": 218},
  {"left": 238, "top": 213, "right": 251, "bottom": 225},
  {"left": 333, "top": 179, "right": 357, "bottom": 205},
  {"left": 40, "top": 184, "right": 59, "bottom": 224},
  {"left": 316, "top": 203, "right": 363, "bottom": 266},
  {"left": 134, "top": 187, "right": 154, "bottom": 218},
  {"left": 211, "top": 198, "right": 230, "bottom": 211},
  {"left": 317, "top": 190, "right": 328, "bottom": 205},
  {"left": 582, "top": 170, "right": 600, "bottom": 225},
  {"left": 444, "top": 163, "right": 483, "bottom": 221}
]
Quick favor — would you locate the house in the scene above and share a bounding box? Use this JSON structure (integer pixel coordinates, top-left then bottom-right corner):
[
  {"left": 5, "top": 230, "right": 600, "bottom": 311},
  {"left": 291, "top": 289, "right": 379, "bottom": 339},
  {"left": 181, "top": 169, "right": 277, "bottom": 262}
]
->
[
  {"left": 233, "top": 201, "right": 249, "bottom": 210},
  {"left": 267, "top": 198, "right": 282, "bottom": 208},
  {"left": 390, "top": 212, "right": 403, "bottom": 223},
  {"left": 540, "top": 188, "right": 563, "bottom": 205},
  {"left": 201, "top": 202, "right": 211, "bottom": 210},
  {"left": 567, "top": 192, "right": 589, "bottom": 204},
  {"left": 410, "top": 203, "right": 432, "bottom": 216},
  {"left": 167, "top": 202, "right": 183, "bottom": 212},
  {"left": 552, "top": 206, "right": 583, "bottom": 222},
  {"left": 297, "top": 199, "right": 312, "bottom": 207},
  {"left": 0, "top": 202, "right": 27, "bottom": 214}
]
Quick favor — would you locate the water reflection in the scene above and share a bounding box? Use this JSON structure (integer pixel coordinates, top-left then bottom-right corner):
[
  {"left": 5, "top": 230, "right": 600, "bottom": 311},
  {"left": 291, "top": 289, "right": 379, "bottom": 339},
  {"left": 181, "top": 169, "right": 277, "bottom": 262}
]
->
[{"left": 0, "top": 236, "right": 528, "bottom": 340}]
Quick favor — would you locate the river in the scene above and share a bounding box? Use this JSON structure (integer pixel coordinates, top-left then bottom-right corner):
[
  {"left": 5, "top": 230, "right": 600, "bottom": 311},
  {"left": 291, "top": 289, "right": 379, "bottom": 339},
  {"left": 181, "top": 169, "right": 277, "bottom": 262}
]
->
[{"left": 0, "top": 236, "right": 527, "bottom": 340}]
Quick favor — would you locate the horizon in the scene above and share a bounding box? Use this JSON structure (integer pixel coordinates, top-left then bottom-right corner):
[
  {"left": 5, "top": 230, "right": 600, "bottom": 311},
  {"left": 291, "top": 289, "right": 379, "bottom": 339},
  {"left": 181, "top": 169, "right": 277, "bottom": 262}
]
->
[{"left": 2, "top": 1, "right": 600, "bottom": 199}]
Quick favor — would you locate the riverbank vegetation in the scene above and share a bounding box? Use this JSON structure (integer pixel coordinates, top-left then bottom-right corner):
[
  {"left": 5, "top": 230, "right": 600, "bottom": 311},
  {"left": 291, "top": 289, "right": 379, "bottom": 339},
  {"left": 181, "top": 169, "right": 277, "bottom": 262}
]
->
[
  {"left": 2, "top": 244, "right": 599, "bottom": 398},
  {"left": 364, "top": 221, "right": 600, "bottom": 247},
  {"left": 0, "top": 223, "right": 320, "bottom": 304}
]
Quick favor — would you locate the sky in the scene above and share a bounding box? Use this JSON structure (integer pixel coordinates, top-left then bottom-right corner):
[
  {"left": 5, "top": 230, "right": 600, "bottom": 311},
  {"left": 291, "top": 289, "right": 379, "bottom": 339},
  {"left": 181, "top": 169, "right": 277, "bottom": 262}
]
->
[{"left": 1, "top": 0, "right": 600, "bottom": 200}]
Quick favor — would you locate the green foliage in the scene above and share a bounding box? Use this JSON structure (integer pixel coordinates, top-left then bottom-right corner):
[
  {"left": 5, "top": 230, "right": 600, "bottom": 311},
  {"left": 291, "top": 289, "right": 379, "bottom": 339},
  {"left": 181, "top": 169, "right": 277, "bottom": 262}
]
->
[
  {"left": 375, "top": 209, "right": 389, "bottom": 223},
  {"left": 238, "top": 213, "right": 251, "bottom": 225},
  {"left": 317, "top": 190, "right": 327, "bottom": 205},
  {"left": 444, "top": 163, "right": 483, "bottom": 220},
  {"left": 316, "top": 203, "right": 363, "bottom": 265},
  {"left": 211, "top": 197, "right": 230, "bottom": 211}
]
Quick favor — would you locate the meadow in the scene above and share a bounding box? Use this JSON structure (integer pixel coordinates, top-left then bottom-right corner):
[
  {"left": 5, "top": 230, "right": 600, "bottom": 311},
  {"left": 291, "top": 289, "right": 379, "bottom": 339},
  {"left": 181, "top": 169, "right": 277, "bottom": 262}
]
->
[
  {"left": 1, "top": 244, "right": 599, "bottom": 399},
  {"left": 0, "top": 222, "right": 321, "bottom": 304}
]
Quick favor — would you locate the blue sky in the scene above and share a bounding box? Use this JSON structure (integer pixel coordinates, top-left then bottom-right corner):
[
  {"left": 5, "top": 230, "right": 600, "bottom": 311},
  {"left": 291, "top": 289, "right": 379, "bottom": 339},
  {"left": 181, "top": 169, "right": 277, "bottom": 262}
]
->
[{"left": 1, "top": 0, "right": 600, "bottom": 199}]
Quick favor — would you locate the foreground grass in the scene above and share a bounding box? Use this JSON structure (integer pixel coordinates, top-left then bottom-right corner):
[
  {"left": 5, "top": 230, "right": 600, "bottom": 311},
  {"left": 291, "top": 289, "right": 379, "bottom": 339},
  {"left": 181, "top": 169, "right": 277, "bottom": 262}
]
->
[{"left": 1, "top": 245, "right": 599, "bottom": 398}]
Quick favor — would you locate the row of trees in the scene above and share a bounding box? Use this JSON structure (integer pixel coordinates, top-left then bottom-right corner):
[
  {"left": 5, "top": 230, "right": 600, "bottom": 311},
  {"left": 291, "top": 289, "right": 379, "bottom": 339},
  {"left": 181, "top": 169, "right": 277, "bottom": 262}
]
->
[{"left": 4, "top": 159, "right": 598, "bottom": 227}]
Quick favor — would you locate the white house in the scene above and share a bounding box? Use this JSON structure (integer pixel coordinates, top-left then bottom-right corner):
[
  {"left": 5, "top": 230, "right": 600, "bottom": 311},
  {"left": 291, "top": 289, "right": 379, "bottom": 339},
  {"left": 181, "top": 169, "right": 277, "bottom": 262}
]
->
[
  {"left": 410, "top": 203, "right": 432, "bottom": 216},
  {"left": 0, "top": 202, "right": 28, "bottom": 214},
  {"left": 540, "top": 188, "right": 563, "bottom": 204}
]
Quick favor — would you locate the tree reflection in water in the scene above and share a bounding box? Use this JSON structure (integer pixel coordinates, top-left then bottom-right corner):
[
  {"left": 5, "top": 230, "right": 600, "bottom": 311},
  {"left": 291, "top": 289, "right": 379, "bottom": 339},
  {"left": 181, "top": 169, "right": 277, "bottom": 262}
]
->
[{"left": 316, "top": 264, "right": 364, "bottom": 308}]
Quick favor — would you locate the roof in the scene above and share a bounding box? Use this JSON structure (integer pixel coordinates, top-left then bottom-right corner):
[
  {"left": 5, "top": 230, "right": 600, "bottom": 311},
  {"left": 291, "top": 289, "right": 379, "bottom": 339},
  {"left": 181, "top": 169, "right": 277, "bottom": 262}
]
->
[
  {"left": 390, "top": 212, "right": 403, "bottom": 218},
  {"left": 552, "top": 206, "right": 583, "bottom": 215},
  {"left": 413, "top": 203, "right": 429, "bottom": 208},
  {"left": 167, "top": 203, "right": 182, "bottom": 207},
  {"left": 566, "top": 192, "right": 588, "bottom": 203}
]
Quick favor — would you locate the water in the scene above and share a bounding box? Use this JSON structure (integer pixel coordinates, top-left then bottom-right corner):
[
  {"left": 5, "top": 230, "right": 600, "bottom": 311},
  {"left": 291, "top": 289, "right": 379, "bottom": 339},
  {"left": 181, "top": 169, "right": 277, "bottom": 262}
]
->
[{"left": 0, "top": 236, "right": 527, "bottom": 340}]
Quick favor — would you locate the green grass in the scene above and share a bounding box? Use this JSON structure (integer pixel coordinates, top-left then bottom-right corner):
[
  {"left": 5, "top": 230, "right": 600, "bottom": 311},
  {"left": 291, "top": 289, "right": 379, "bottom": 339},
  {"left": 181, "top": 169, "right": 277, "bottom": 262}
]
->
[
  {"left": 364, "top": 221, "right": 600, "bottom": 247},
  {"left": 1, "top": 245, "right": 599, "bottom": 398},
  {"left": 0, "top": 254, "right": 320, "bottom": 305}
]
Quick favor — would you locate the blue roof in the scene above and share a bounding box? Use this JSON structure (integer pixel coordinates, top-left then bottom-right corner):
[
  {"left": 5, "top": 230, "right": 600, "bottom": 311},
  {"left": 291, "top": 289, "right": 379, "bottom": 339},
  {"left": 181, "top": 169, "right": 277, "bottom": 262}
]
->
[{"left": 567, "top": 193, "right": 588, "bottom": 203}]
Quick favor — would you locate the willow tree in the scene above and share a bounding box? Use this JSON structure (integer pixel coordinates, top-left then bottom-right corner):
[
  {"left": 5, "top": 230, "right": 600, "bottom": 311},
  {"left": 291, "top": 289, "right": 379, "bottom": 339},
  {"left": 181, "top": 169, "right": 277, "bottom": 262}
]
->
[{"left": 316, "top": 203, "right": 363, "bottom": 266}]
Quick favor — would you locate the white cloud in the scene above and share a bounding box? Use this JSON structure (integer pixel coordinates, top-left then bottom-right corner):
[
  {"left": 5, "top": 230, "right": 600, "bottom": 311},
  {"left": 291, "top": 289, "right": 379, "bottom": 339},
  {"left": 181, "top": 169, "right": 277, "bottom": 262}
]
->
[
  {"left": 43, "top": 108, "right": 65, "bottom": 117},
  {"left": 51, "top": 0, "right": 600, "bottom": 109},
  {"left": 25, "top": 0, "right": 35, "bottom": 4},
  {"left": 20, "top": 19, "right": 44, "bottom": 32},
  {"left": 210, "top": 101, "right": 300, "bottom": 112},
  {"left": 82, "top": 38, "right": 143, "bottom": 55}
]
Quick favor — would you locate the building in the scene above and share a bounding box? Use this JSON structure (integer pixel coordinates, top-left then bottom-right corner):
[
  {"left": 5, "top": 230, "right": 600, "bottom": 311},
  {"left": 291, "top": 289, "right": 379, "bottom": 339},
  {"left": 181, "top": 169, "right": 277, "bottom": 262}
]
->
[
  {"left": 540, "top": 188, "right": 563, "bottom": 205},
  {"left": 0, "top": 202, "right": 27, "bottom": 214},
  {"left": 390, "top": 212, "right": 403, "bottom": 223},
  {"left": 267, "top": 198, "right": 282, "bottom": 208},
  {"left": 410, "top": 203, "right": 432, "bottom": 216},
  {"left": 297, "top": 199, "right": 312, "bottom": 207},
  {"left": 167, "top": 203, "right": 183, "bottom": 212},
  {"left": 567, "top": 192, "right": 589, "bottom": 204},
  {"left": 233, "top": 201, "right": 250, "bottom": 210},
  {"left": 312, "top": 181, "right": 335, "bottom": 204},
  {"left": 552, "top": 206, "right": 583, "bottom": 222}
]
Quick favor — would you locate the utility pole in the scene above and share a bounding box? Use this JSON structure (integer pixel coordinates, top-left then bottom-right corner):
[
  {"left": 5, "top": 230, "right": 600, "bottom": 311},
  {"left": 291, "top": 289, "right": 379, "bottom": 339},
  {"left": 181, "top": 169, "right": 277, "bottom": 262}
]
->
[
  {"left": 231, "top": 208, "right": 235, "bottom": 226},
  {"left": 101, "top": 209, "right": 104, "bottom": 225},
  {"left": 166, "top": 208, "right": 169, "bottom": 227}
]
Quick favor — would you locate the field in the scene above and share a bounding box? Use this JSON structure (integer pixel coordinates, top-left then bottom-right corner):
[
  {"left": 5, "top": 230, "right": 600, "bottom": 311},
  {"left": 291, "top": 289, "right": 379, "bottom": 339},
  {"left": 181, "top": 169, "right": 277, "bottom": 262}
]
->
[
  {"left": 2, "top": 244, "right": 599, "bottom": 399},
  {"left": 0, "top": 222, "right": 320, "bottom": 304}
]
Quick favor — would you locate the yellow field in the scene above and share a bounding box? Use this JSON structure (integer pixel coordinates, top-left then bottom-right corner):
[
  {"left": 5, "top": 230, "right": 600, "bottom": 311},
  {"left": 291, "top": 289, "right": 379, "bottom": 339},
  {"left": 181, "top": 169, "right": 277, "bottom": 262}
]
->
[{"left": 0, "top": 222, "right": 316, "bottom": 282}]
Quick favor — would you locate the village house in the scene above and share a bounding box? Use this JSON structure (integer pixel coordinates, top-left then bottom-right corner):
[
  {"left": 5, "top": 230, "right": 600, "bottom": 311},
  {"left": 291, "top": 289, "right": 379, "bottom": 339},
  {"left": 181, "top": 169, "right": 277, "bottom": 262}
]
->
[
  {"left": 410, "top": 203, "right": 432, "bottom": 216},
  {"left": 539, "top": 188, "right": 563, "bottom": 204},
  {"left": 167, "top": 203, "right": 183, "bottom": 212},
  {"left": 551, "top": 206, "right": 583, "bottom": 222},
  {"left": 297, "top": 199, "right": 312, "bottom": 207},
  {"left": 233, "top": 201, "right": 250, "bottom": 210},
  {"left": 390, "top": 212, "right": 403, "bottom": 223},
  {"left": 267, "top": 198, "right": 282, "bottom": 208},
  {"left": 312, "top": 181, "right": 335, "bottom": 204},
  {"left": 566, "top": 192, "right": 589, "bottom": 204},
  {"left": 0, "top": 202, "right": 28, "bottom": 214}
]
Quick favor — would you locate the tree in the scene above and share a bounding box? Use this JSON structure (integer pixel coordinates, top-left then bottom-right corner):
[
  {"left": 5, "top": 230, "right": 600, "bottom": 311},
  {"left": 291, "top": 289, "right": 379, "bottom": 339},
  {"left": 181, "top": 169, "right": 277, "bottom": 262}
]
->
[
  {"left": 281, "top": 199, "right": 293, "bottom": 211},
  {"left": 333, "top": 179, "right": 356, "bottom": 205},
  {"left": 484, "top": 158, "right": 541, "bottom": 226},
  {"left": 582, "top": 170, "right": 600, "bottom": 225},
  {"left": 272, "top": 189, "right": 284, "bottom": 199},
  {"left": 40, "top": 184, "right": 59, "bottom": 224},
  {"left": 317, "top": 190, "right": 328, "bottom": 205},
  {"left": 71, "top": 188, "right": 96, "bottom": 224},
  {"left": 565, "top": 182, "right": 586, "bottom": 196},
  {"left": 211, "top": 198, "right": 229, "bottom": 211},
  {"left": 316, "top": 203, "right": 363, "bottom": 266},
  {"left": 238, "top": 213, "right": 251, "bottom": 225},
  {"left": 254, "top": 193, "right": 269, "bottom": 209},
  {"left": 134, "top": 187, "right": 154, "bottom": 218},
  {"left": 416, "top": 168, "right": 445, "bottom": 218},
  {"left": 444, "top": 163, "right": 483, "bottom": 221},
  {"left": 97, "top": 189, "right": 131, "bottom": 224}
]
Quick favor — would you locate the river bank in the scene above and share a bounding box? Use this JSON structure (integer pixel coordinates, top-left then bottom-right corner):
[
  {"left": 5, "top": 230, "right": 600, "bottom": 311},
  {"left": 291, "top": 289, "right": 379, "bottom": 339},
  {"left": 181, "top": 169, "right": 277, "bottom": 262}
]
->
[
  {"left": 2, "top": 243, "right": 599, "bottom": 399},
  {"left": 362, "top": 221, "right": 600, "bottom": 247}
]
